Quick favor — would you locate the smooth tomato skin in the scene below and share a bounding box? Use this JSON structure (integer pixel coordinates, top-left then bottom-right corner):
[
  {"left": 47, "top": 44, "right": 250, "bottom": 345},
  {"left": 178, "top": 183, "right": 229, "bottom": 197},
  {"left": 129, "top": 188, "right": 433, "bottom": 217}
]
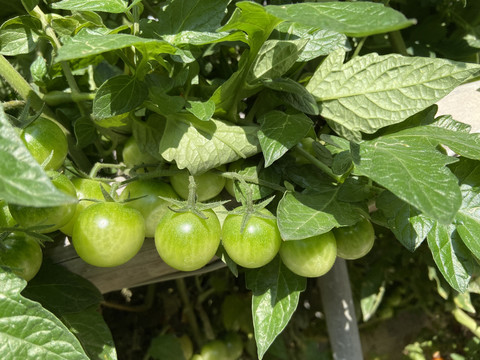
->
[
  {"left": 21, "top": 117, "right": 68, "bottom": 170},
  {"left": 60, "top": 178, "right": 111, "bottom": 236},
  {"left": 333, "top": 218, "right": 375, "bottom": 260},
  {"left": 223, "top": 332, "right": 243, "bottom": 360},
  {"left": 170, "top": 167, "right": 226, "bottom": 202},
  {"left": 280, "top": 232, "right": 337, "bottom": 278},
  {"left": 0, "top": 232, "right": 43, "bottom": 281},
  {"left": 9, "top": 172, "right": 77, "bottom": 233},
  {"left": 122, "top": 136, "right": 158, "bottom": 168},
  {"left": 154, "top": 209, "right": 221, "bottom": 271},
  {"left": 0, "top": 200, "right": 16, "bottom": 228},
  {"left": 221, "top": 209, "right": 281, "bottom": 269},
  {"left": 119, "top": 180, "right": 177, "bottom": 238},
  {"left": 201, "top": 340, "right": 229, "bottom": 360},
  {"left": 72, "top": 202, "right": 145, "bottom": 267}
]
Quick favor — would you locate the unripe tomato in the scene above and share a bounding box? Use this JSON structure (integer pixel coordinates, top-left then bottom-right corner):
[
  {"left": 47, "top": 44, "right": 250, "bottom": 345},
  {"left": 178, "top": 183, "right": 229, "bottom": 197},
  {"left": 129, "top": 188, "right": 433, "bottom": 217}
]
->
[
  {"left": 280, "top": 232, "right": 337, "bottom": 278},
  {"left": 333, "top": 218, "right": 375, "bottom": 260},
  {"left": 9, "top": 172, "right": 77, "bottom": 233},
  {"left": 59, "top": 178, "right": 111, "bottom": 236},
  {"left": 155, "top": 209, "right": 221, "bottom": 271},
  {"left": 170, "top": 167, "right": 226, "bottom": 202},
  {"left": 223, "top": 332, "right": 243, "bottom": 360},
  {"left": 200, "top": 340, "right": 229, "bottom": 360},
  {"left": 122, "top": 136, "right": 158, "bottom": 168},
  {"left": 221, "top": 208, "right": 281, "bottom": 269},
  {"left": 0, "top": 232, "right": 43, "bottom": 281},
  {"left": 21, "top": 117, "right": 68, "bottom": 170},
  {"left": 119, "top": 180, "right": 177, "bottom": 238},
  {"left": 72, "top": 202, "right": 145, "bottom": 267}
]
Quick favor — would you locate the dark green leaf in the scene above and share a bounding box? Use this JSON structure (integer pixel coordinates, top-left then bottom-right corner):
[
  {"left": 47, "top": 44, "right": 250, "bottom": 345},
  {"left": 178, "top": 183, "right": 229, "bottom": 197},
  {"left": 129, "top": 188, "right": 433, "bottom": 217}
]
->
[
  {"left": 74, "top": 117, "right": 98, "bottom": 148},
  {"left": 245, "top": 257, "right": 306, "bottom": 360},
  {"left": 266, "top": 2, "right": 414, "bottom": 37},
  {"left": 93, "top": 75, "right": 148, "bottom": 119},
  {"left": 277, "top": 189, "right": 363, "bottom": 240},
  {"left": 0, "top": 16, "right": 42, "bottom": 55},
  {"left": 132, "top": 114, "right": 165, "bottom": 160},
  {"left": 52, "top": 0, "right": 128, "bottom": 13},
  {"left": 21, "top": 0, "right": 39, "bottom": 12},
  {"left": 263, "top": 78, "right": 319, "bottom": 115},
  {"left": 0, "top": 268, "right": 89, "bottom": 360},
  {"left": 257, "top": 110, "right": 313, "bottom": 167},
  {"left": 427, "top": 223, "right": 475, "bottom": 293}
]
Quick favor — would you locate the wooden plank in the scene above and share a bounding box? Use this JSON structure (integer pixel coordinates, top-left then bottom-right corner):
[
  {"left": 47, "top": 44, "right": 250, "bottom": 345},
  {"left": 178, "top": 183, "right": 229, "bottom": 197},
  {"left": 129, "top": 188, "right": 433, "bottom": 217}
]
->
[{"left": 46, "top": 237, "right": 225, "bottom": 294}]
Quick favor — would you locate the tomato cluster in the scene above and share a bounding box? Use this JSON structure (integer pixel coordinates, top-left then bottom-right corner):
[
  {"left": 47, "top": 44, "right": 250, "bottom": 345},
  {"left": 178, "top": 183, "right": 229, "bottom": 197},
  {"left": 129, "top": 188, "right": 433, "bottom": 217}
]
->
[{"left": 1, "top": 118, "right": 377, "bottom": 283}]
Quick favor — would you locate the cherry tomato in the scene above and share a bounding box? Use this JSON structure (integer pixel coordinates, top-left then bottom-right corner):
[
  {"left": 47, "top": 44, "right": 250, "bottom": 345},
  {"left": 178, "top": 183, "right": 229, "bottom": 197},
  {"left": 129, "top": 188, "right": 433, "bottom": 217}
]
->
[
  {"left": 221, "top": 208, "right": 281, "bottom": 269},
  {"left": 122, "top": 136, "right": 158, "bottom": 168},
  {"left": 0, "top": 231, "right": 43, "bottom": 281},
  {"left": 170, "top": 167, "right": 226, "bottom": 202},
  {"left": 223, "top": 332, "right": 243, "bottom": 360},
  {"left": 154, "top": 209, "right": 221, "bottom": 271},
  {"left": 279, "top": 232, "right": 337, "bottom": 278},
  {"left": 333, "top": 218, "right": 375, "bottom": 260},
  {"left": 20, "top": 117, "right": 68, "bottom": 170},
  {"left": 59, "top": 178, "right": 111, "bottom": 236},
  {"left": 200, "top": 340, "right": 229, "bottom": 360},
  {"left": 0, "top": 200, "right": 16, "bottom": 228},
  {"left": 72, "top": 202, "right": 145, "bottom": 267},
  {"left": 9, "top": 172, "right": 77, "bottom": 233},
  {"left": 119, "top": 180, "right": 177, "bottom": 238}
]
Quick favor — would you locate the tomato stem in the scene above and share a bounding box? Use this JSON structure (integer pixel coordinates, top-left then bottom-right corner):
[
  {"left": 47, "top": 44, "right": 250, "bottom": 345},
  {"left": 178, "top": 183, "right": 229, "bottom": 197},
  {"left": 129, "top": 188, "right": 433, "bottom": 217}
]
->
[
  {"left": 294, "top": 144, "right": 345, "bottom": 183},
  {"left": 89, "top": 163, "right": 126, "bottom": 178},
  {"left": 176, "top": 278, "right": 203, "bottom": 348}
]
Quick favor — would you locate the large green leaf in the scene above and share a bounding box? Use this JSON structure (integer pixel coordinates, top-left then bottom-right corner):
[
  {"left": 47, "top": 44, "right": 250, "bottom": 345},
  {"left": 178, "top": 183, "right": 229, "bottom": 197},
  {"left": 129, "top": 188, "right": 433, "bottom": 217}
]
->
[
  {"left": 245, "top": 257, "right": 306, "bottom": 360},
  {"left": 0, "top": 268, "right": 89, "bottom": 360},
  {"left": 93, "top": 75, "right": 148, "bottom": 119},
  {"left": 276, "top": 188, "right": 363, "bottom": 240},
  {"left": 55, "top": 29, "right": 176, "bottom": 62},
  {"left": 351, "top": 136, "right": 462, "bottom": 224},
  {"left": 307, "top": 52, "right": 480, "bottom": 137},
  {"left": 0, "top": 106, "right": 76, "bottom": 207},
  {"left": 52, "top": 0, "right": 128, "bottom": 13},
  {"left": 257, "top": 110, "right": 312, "bottom": 167},
  {"left": 427, "top": 223, "right": 475, "bottom": 293},
  {"left": 0, "top": 16, "right": 42, "bottom": 55},
  {"left": 262, "top": 78, "right": 319, "bottom": 115},
  {"left": 159, "top": 113, "right": 260, "bottom": 175},
  {"left": 266, "top": 2, "right": 414, "bottom": 37}
]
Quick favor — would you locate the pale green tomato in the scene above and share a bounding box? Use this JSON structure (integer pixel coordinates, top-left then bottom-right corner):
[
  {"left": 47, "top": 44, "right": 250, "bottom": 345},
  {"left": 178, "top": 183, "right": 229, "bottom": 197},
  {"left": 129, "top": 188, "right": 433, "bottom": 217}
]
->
[
  {"left": 333, "top": 218, "right": 375, "bottom": 260},
  {"left": 122, "top": 136, "right": 158, "bottom": 168},
  {"left": 170, "top": 167, "right": 226, "bottom": 202}
]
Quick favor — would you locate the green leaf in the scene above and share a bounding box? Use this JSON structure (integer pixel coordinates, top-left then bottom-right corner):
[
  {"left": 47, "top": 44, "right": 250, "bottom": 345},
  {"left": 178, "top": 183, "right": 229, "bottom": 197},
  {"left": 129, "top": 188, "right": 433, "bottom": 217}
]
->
[
  {"left": 307, "top": 52, "right": 480, "bottom": 136},
  {"left": 132, "top": 114, "right": 165, "bottom": 160},
  {"left": 376, "top": 191, "right": 435, "bottom": 252},
  {"left": 0, "top": 16, "right": 42, "bottom": 55},
  {"left": 93, "top": 75, "right": 148, "bottom": 119},
  {"left": 52, "top": 0, "right": 128, "bottom": 13},
  {"left": 360, "top": 268, "right": 385, "bottom": 322},
  {"left": 245, "top": 257, "right": 306, "bottom": 360},
  {"left": 186, "top": 100, "right": 215, "bottom": 122},
  {"left": 0, "top": 106, "right": 76, "bottom": 207},
  {"left": 161, "top": 30, "right": 246, "bottom": 46},
  {"left": 146, "top": 334, "right": 186, "bottom": 360},
  {"left": 74, "top": 117, "right": 98, "bottom": 148},
  {"left": 427, "top": 223, "right": 475, "bottom": 293},
  {"left": 257, "top": 110, "right": 313, "bottom": 167},
  {"left": 55, "top": 29, "right": 176, "bottom": 62},
  {"left": 266, "top": 2, "right": 414, "bottom": 37},
  {"left": 159, "top": 113, "right": 260, "bottom": 175},
  {"left": 0, "top": 268, "right": 89, "bottom": 360},
  {"left": 351, "top": 136, "right": 462, "bottom": 224},
  {"left": 276, "top": 189, "right": 363, "bottom": 240},
  {"left": 262, "top": 78, "right": 319, "bottom": 115},
  {"left": 21, "top": 0, "right": 39, "bottom": 12}
]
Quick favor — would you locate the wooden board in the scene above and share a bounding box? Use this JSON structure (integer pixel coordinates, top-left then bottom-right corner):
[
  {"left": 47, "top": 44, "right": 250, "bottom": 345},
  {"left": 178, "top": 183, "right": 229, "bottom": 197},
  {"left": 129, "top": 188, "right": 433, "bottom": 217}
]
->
[{"left": 46, "top": 238, "right": 225, "bottom": 294}]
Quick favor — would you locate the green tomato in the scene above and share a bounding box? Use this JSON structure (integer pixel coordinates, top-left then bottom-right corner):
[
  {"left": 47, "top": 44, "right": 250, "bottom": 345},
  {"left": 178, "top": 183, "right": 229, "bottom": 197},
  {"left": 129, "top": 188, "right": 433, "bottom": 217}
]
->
[
  {"left": 291, "top": 137, "right": 315, "bottom": 165},
  {"left": 179, "top": 334, "right": 193, "bottom": 360},
  {"left": 72, "top": 202, "right": 145, "bottom": 267},
  {"left": 21, "top": 117, "right": 68, "bottom": 170},
  {"left": 0, "top": 200, "right": 16, "bottom": 228},
  {"left": 154, "top": 209, "right": 221, "bottom": 271},
  {"left": 333, "top": 218, "right": 375, "bottom": 260},
  {"left": 0, "top": 232, "right": 43, "bottom": 281},
  {"left": 279, "top": 232, "right": 337, "bottom": 278},
  {"left": 122, "top": 136, "right": 158, "bottom": 168},
  {"left": 59, "top": 178, "right": 111, "bottom": 236},
  {"left": 201, "top": 340, "right": 229, "bottom": 360},
  {"left": 170, "top": 167, "right": 226, "bottom": 202},
  {"left": 221, "top": 208, "right": 281, "bottom": 269},
  {"left": 119, "top": 180, "right": 177, "bottom": 238},
  {"left": 221, "top": 294, "right": 253, "bottom": 334},
  {"left": 9, "top": 172, "right": 77, "bottom": 233},
  {"left": 223, "top": 332, "right": 243, "bottom": 360}
]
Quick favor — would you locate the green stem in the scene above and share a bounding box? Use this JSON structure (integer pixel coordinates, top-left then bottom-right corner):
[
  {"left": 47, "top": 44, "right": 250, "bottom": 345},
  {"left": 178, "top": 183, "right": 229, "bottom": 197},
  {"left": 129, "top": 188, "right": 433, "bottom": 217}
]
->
[
  {"left": 176, "top": 278, "right": 203, "bottom": 348},
  {"left": 89, "top": 163, "right": 126, "bottom": 178},
  {"left": 187, "top": 175, "right": 198, "bottom": 208},
  {"left": 352, "top": 37, "right": 367, "bottom": 58},
  {"left": 294, "top": 145, "right": 344, "bottom": 183},
  {"left": 219, "top": 171, "right": 286, "bottom": 192},
  {"left": 44, "top": 91, "right": 95, "bottom": 106},
  {"left": 452, "top": 307, "right": 480, "bottom": 338},
  {"left": 388, "top": 30, "right": 409, "bottom": 56},
  {"left": 2, "top": 100, "right": 26, "bottom": 110}
]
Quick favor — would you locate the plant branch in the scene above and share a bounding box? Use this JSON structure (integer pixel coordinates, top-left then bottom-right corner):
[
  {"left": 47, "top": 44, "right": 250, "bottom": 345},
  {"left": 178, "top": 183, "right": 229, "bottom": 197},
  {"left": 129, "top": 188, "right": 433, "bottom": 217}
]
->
[
  {"left": 388, "top": 31, "right": 409, "bottom": 56},
  {"left": 294, "top": 145, "right": 344, "bottom": 183},
  {"left": 176, "top": 278, "right": 203, "bottom": 348}
]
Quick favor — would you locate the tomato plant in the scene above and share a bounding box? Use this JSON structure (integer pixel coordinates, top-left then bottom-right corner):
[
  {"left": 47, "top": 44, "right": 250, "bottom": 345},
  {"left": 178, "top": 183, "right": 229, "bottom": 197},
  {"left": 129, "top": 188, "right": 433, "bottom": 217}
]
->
[
  {"left": 20, "top": 117, "right": 68, "bottom": 171},
  {"left": 170, "top": 168, "right": 226, "bottom": 202},
  {"left": 119, "top": 179, "right": 177, "bottom": 238},
  {"left": 59, "top": 177, "right": 111, "bottom": 236},
  {"left": 0, "top": 200, "right": 15, "bottom": 228},
  {"left": 0, "top": 232, "right": 43, "bottom": 281},
  {"left": 221, "top": 209, "right": 281, "bottom": 269},
  {"left": 333, "top": 218, "right": 375, "bottom": 260},
  {"left": 155, "top": 209, "right": 221, "bottom": 271},
  {"left": 122, "top": 136, "right": 158, "bottom": 168},
  {"left": 279, "top": 232, "right": 337, "bottom": 278},
  {"left": 8, "top": 172, "right": 77, "bottom": 233},
  {"left": 72, "top": 202, "right": 145, "bottom": 267}
]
